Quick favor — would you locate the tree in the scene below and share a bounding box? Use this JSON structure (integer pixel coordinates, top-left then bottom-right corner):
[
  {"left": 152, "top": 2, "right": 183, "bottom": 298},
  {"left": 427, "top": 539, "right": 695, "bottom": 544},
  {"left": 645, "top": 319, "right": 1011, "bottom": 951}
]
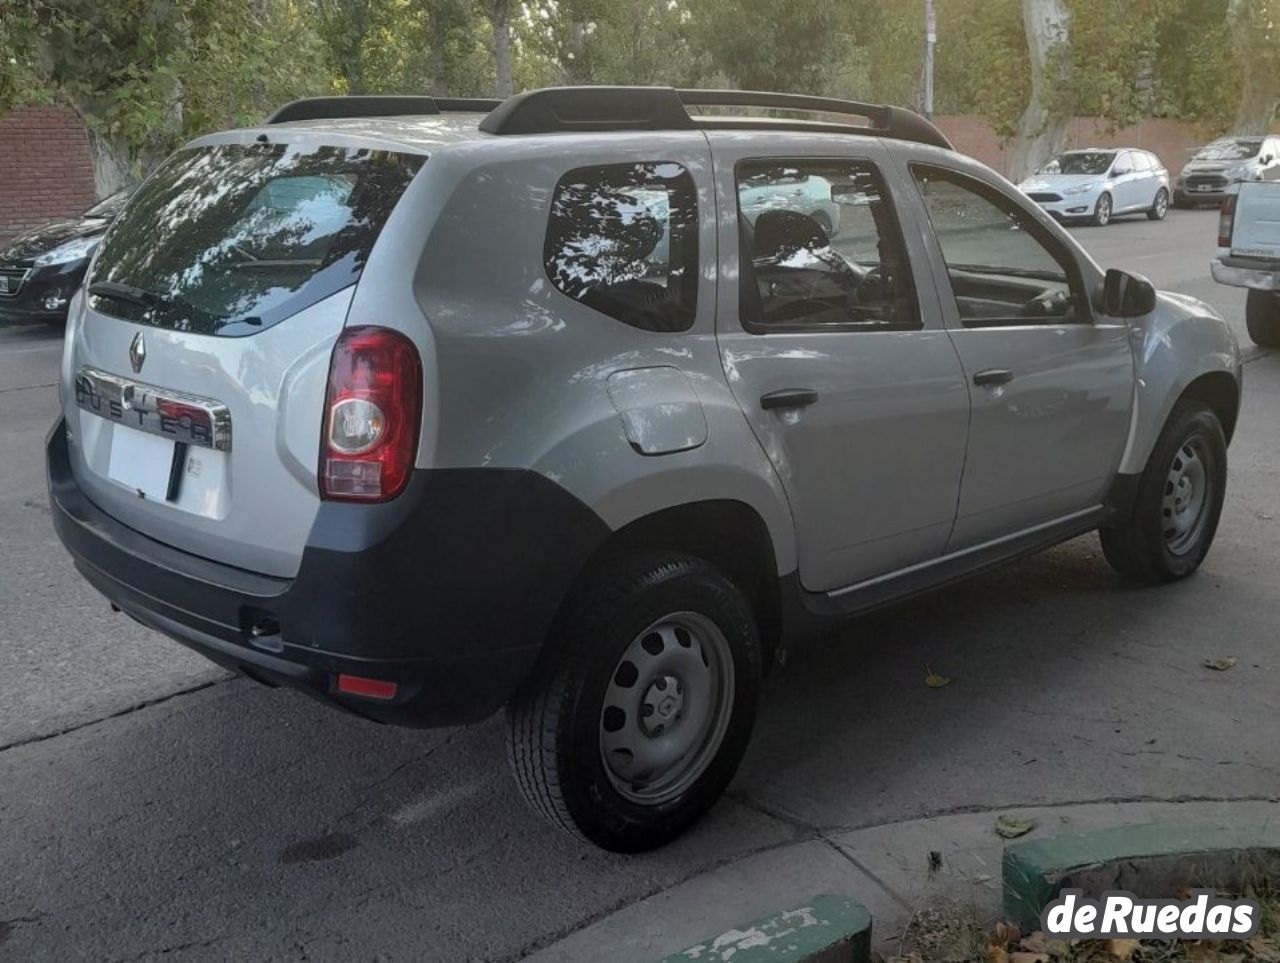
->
[
  {"left": 690, "top": 0, "right": 852, "bottom": 92},
  {"left": 485, "top": 0, "right": 514, "bottom": 97},
  {"left": 1011, "top": 0, "right": 1071, "bottom": 179},
  {"left": 1227, "top": 0, "right": 1280, "bottom": 132}
]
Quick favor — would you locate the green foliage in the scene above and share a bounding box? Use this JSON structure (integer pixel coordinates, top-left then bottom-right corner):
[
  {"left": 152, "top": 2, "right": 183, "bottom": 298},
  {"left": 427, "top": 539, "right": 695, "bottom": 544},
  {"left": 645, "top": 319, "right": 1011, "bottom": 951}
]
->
[{"left": 2, "top": 0, "right": 1278, "bottom": 187}]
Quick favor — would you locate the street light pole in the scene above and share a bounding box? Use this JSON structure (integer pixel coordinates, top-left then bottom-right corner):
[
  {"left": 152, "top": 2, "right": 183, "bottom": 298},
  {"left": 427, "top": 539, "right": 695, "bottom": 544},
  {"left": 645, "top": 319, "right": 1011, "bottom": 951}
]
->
[{"left": 923, "top": 0, "right": 937, "bottom": 120}]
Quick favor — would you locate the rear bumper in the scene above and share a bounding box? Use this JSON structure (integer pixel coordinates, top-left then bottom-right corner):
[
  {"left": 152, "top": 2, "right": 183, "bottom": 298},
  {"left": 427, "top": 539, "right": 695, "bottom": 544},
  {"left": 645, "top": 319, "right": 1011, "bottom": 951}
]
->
[
  {"left": 47, "top": 419, "right": 610, "bottom": 727},
  {"left": 1212, "top": 259, "right": 1280, "bottom": 291}
]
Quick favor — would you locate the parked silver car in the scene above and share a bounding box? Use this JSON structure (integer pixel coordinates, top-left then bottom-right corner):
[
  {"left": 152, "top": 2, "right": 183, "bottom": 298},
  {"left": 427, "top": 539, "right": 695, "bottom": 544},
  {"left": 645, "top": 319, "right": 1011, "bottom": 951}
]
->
[
  {"left": 1176, "top": 135, "right": 1280, "bottom": 207},
  {"left": 48, "top": 88, "right": 1242, "bottom": 852},
  {"left": 1018, "top": 148, "right": 1170, "bottom": 226}
]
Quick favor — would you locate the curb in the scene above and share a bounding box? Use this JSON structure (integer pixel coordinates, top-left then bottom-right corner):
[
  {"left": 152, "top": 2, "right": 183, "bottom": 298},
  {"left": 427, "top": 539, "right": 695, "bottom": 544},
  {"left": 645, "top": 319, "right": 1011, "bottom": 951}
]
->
[
  {"left": 1003, "top": 820, "right": 1280, "bottom": 930},
  {"left": 658, "top": 894, "right": 871, "bottom": 963}
]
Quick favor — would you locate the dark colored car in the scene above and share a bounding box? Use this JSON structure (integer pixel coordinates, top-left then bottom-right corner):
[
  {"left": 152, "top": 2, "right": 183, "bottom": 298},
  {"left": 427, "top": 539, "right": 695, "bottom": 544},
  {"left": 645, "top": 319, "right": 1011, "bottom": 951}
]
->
[{"left": 0, "top": 190, "right": 131, "bottom": 325}]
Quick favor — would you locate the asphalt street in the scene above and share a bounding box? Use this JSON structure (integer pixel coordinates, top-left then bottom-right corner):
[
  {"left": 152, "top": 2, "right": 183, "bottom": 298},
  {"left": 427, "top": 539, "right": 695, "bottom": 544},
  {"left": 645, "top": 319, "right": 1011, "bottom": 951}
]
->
[{"left": 1, "top": 207, "right": 1277, "bottom": 961}]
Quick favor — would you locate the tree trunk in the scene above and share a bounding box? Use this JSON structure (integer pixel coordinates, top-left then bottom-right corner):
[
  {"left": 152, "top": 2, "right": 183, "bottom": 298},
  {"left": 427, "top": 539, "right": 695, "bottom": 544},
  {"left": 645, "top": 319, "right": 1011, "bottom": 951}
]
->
[
  {"left": 489, "top": 0, "right": 513, "bottom": 98},
  {"left": 84, "top": 128, "right": 134, "bottom": 198},
  {"left": 1011, "top": 0, "right": 1071, "bottom": 181},
  {"left": 1229, "top": 0, "right": 1279, "bottom": 133}
]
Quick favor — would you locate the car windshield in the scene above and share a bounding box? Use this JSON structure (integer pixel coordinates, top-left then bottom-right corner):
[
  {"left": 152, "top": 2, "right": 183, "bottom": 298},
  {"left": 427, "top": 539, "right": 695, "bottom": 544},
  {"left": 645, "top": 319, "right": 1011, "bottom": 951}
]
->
[
  {"left": 1194, "top": 139, "right": 1263, "bottom": 161},
  {"left": 1041, "top": 152, "right": 1115, "bottom": 175},
  {"left": 88, "top": 142, "right": 424, "bottom": 337},
  {"left": 83, "top": 190, "right": 132, "bottom": 220}
]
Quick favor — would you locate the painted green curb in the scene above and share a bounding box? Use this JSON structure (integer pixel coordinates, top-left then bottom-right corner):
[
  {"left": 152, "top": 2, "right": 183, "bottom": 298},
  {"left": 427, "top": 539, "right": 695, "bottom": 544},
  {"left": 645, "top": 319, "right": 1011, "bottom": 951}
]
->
[
  {"left": 1003, "top": 820, "right": 1280, "bottom": 929},
  {"left": 658, "top": 894, "right": 871, "bottom": 963}
]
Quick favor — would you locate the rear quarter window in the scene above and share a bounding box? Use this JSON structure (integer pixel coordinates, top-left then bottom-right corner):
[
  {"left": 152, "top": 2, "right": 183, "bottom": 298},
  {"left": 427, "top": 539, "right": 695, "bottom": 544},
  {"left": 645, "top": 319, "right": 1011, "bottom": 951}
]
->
[
  {"left": 89, "top": 143, "right": 424, "bottom": 337},
  {"left": 544, "top": 162, "right": 698, "bottom": 333}
]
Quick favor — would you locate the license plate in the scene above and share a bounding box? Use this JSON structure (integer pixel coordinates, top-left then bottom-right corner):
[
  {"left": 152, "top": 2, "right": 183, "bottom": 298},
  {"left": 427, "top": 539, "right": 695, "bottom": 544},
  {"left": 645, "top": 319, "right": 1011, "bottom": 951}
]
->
[
  {"left": 108, "top": 425, "right": 176, "bottom": 501},
  {"left": 1194, "top": 185, "right": 1216, "bottom": 193}
]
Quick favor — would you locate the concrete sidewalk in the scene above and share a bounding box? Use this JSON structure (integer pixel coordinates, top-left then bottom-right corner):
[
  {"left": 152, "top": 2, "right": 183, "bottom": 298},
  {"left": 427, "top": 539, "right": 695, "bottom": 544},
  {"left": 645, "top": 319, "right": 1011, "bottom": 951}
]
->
[{"left": 526, "top": 799, "right": 1280, "bottom": 962}]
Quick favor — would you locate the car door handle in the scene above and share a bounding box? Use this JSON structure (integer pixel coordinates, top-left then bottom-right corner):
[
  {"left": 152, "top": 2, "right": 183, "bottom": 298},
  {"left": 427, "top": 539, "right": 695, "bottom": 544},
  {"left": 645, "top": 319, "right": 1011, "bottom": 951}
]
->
[
  {"left": 973, "top": 369, "right": 1014, "bottom": 387},
  {"left": 760, "top": 388, "right": 819, "bottom": 411}
]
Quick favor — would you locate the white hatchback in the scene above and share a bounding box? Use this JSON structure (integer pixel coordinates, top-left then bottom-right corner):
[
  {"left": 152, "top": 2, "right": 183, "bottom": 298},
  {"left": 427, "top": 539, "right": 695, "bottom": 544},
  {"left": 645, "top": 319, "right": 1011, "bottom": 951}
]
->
[{"left": 1019, "top": 148, "right": 1171, "bottom": 226}]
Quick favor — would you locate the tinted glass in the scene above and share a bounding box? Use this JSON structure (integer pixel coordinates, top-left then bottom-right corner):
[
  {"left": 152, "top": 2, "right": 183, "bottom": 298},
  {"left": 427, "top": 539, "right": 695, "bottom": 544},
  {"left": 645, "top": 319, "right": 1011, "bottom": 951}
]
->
[
  {"left": 544, "top": 162, "right": 697, "bottom": 332},
  {"left": 1130, "top": 153, "right": 1151, "bottom": 172},
  {"left": 1042, "top": 151, "right": 1115, "bottom": 175},
  {"left": 89, "top": 143, "right": 424, "bottom": 337},
  {"left": 913, "top": 166, "right": 1083, "bottom": 327},
  {"left": 736, "top": 159, "right": 916, "bottom": 331},
  {"left": 1195, "top": 139, "right": 1263, "bottom": 161}
]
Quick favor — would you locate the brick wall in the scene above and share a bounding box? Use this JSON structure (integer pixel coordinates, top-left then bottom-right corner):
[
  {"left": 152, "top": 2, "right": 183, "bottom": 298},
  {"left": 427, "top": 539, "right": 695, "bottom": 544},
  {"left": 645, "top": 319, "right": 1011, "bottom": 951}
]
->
[{"left": 0, "top": 106, "right": 98, "bottom": 244}]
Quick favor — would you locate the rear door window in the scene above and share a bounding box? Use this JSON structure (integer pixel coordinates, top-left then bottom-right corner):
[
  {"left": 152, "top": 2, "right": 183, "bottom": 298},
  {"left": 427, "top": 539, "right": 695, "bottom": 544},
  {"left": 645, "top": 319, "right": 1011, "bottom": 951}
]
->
[
  {"left": 544, "top": 162, "right": 698, "bottom": 333},
  {"left": 89, "top": 143, "right": 424, "bottom": 337}
]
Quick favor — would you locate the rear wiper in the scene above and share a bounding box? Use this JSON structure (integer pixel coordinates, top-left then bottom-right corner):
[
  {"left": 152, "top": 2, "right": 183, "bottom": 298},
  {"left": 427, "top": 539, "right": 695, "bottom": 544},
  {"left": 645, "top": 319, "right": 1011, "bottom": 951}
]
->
[{"left": 88, "top": 281, "right": 166, "bottom": 308}]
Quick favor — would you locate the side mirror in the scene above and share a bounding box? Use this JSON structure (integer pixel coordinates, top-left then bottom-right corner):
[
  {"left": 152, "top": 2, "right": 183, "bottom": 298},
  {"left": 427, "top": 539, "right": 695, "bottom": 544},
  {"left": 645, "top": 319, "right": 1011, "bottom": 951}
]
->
[{"left": 1102, "top": 268, "right": 1157, "bottom": 318}]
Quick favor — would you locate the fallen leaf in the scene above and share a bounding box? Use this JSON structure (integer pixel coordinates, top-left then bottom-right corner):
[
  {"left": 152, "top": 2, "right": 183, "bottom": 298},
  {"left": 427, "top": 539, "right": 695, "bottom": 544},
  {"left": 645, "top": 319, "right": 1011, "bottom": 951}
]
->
[
  {"left": 990, "top": 921, "right": 1020, "bottom": 947},
  {"left": 1010, "top": 953, "right": 1049, "bottom": 963},
  {"left": 994, "top": 814, "right": 1037, "bottom": 839},
  {"left": 1104, "top": 938, "right": 1141, "bottom": 960},
  {"left": 1203, "top": 657, "right": 1239, "bottom": 671},
  {"left": 985, "top": 943, "right": 1010, "bottom": 963},
  {"left": 924, "top": 665, "right": 952, "bottom": 688},
  {"left": 1020, "top": 931, "right": 1050, "bottom": 954}
]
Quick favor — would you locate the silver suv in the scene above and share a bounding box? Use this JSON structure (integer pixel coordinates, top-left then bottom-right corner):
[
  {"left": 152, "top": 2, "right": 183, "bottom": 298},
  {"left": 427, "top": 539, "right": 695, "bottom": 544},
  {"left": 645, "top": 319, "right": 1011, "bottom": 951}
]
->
[{"left": 48, "top": 87, "right": 1242, "bottom": 852}]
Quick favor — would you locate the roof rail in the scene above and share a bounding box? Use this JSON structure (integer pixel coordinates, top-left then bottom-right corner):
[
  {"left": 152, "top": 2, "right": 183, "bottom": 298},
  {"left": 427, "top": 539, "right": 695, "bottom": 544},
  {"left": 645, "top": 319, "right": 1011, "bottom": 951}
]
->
[
  {"left": 477, "top": 86, "right": 953, "bottom": 151},
  {"left": 265, "top": 95, "right": 504, "bottom": 125}
]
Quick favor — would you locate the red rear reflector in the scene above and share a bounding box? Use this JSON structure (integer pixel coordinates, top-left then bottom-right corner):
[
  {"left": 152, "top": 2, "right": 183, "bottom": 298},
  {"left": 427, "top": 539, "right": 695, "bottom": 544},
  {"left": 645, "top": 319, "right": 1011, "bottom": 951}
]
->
[
  {"left": 1219, "top": 193, "right": 1237, "bottom": 248},
  {"left": 336, "top": 674, "right": 398, "bottom": 700}
]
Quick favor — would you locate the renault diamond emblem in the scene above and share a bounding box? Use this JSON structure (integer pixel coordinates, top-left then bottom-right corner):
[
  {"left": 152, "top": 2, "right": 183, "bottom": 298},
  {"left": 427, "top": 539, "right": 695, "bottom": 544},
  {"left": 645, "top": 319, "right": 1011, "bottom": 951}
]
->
[{"left": 129, "top": 332, "right": 146, "bottom": 374}]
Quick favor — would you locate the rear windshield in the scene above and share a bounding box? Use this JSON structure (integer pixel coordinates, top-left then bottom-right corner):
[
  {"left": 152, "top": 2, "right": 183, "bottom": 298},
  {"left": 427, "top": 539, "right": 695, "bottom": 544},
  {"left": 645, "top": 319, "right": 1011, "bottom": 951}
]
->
[{"left": 88, "top": 143, "right": 424, "bottom": 337}]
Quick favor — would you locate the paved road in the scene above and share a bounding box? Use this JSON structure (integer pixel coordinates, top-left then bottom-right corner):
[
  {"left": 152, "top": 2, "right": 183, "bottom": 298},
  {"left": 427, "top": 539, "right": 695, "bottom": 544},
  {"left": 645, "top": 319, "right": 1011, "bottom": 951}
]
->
[{"left": 2, "top": 210, "right": 1277, "bottom": 962}]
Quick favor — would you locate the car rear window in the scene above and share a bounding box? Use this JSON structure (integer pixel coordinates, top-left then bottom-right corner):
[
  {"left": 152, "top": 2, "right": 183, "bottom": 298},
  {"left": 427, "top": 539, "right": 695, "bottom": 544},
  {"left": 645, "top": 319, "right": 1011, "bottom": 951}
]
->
[
  {"left": 88, "top": 143, "right": 424, "bottom": 337},
  {"left": 544, "top": 162, "right": 698, "bottom": 333}
]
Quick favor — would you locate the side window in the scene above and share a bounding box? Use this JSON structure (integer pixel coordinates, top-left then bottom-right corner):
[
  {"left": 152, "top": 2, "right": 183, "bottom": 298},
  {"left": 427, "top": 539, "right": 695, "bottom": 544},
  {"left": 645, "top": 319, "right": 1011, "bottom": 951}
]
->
[
  {"left": 1131, "top": 152, "right": 1151, "bottom": 173},
  {"left": 545, "top": 162, "right": 697, "bottom": 332},
  {"left": 912, "top": 165, "right": 1086, "bottom": 327},
  {"left": 1114, "top": 151, "right": 1133, "bottom": 174},
  {"left": 736, "top": 159, "right": 918, "bottom": 331}
]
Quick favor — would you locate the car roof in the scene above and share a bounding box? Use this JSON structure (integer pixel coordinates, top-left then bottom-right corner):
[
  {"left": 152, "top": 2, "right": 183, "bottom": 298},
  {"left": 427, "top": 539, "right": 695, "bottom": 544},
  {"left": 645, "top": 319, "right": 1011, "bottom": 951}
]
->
[{"left": 192, "top": 113, "right": 491, "bottom": 156}]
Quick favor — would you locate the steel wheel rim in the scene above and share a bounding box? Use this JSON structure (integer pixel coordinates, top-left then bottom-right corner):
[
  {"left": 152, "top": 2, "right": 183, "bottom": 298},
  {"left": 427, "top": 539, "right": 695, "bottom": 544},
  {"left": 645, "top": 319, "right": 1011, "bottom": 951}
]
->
[
  {"left": 599, "top": 611, "right": 735, "bottom": 805},
  {"left": 1162, "top": 437, "right": 1211, "bottom": 555},
  {"left": 1155, "top": 190, "right": 1168, "bottom": 217},
  {"left": 1098, "top": 195, "right": 1111, "bottom": 224}
]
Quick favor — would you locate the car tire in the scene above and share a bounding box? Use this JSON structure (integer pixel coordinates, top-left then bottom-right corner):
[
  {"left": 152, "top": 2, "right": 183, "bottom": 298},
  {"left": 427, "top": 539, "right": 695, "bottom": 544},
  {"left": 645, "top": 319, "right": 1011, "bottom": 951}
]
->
[
  {"left": 507, "top": 552, "right": 761, "bottom": 852},
  {"left": 1147, "top": 188, "right": 1170, "bottom": 221},
  {"left": 1245, "top": 290, "right": 1280, "bottom": 348},
  {"left": 1100, "top": 400, "right": 1227, "bottom": 583},
  {"left": 1091, "top": 192, "right": 1113, "bottom": 226}
]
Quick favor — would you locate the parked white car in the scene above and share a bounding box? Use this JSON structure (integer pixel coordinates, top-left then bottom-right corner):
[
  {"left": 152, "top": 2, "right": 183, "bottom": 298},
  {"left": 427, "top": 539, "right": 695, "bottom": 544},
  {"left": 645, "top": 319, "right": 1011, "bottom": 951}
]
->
[
  {"left": 1019, "top": 148, "right": 1170, "bottom": 226},
  {"left": 1212, "top": 180, "right": 1280, "bottom": 346},
  {"left": 1176, "top": 136, "right": 1280, "bottom": 208}
]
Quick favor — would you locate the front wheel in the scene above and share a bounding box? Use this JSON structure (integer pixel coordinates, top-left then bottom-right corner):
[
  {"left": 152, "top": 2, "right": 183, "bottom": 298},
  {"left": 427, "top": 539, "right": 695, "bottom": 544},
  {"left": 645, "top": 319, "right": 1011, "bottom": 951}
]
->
[
  {"left": 507, "top": 553, "right": 761, "bottom": 852},
  {"left": 1246, "top": 289, "right": 1280, "bottom": 348},
  {"left": 1147, "top": 188, "right": 1170, "bottom": 221},
  {"left": 1091, "top": 192, "right": 1113, "bottom": 227},
  {"left": 1100, "top": 401, "right": 1227, "bottom": 582}
]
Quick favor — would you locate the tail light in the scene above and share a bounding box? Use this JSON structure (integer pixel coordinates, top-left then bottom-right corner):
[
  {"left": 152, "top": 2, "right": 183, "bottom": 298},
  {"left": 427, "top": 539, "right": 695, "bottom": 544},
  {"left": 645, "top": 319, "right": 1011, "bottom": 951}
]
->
[
  {"left": 1218, "top": 193, "right": 1237, "bottom": 248},
  {"left": 320, "top": 326, "right": 422, "bottom": 502}
]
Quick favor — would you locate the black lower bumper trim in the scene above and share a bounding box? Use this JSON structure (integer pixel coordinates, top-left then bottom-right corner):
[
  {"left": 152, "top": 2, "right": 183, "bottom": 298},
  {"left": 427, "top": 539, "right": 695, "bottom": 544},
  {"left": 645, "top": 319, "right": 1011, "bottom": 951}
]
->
[{"left": 47, "top": 418, "right": 611, "bottom": 727}]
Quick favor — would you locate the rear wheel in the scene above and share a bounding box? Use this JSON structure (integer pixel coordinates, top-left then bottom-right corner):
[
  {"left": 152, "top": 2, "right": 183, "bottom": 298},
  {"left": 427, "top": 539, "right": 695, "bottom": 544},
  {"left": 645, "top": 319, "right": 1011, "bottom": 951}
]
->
[
  {"left": 1091, "top": 192, "right": 1113, "bottom": 227},
  {"left": 1246, "top": 289, "right": 1280, "bottom": 348},
  {"left": 1100, "top": 401, "right": 1227, "bottom": 582},
  {"left": 507, "top": 553, "right": 760, "bottom": 852},
  {"left": 1147, "top": 188, "right": 1170, "bottom": 221}
]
